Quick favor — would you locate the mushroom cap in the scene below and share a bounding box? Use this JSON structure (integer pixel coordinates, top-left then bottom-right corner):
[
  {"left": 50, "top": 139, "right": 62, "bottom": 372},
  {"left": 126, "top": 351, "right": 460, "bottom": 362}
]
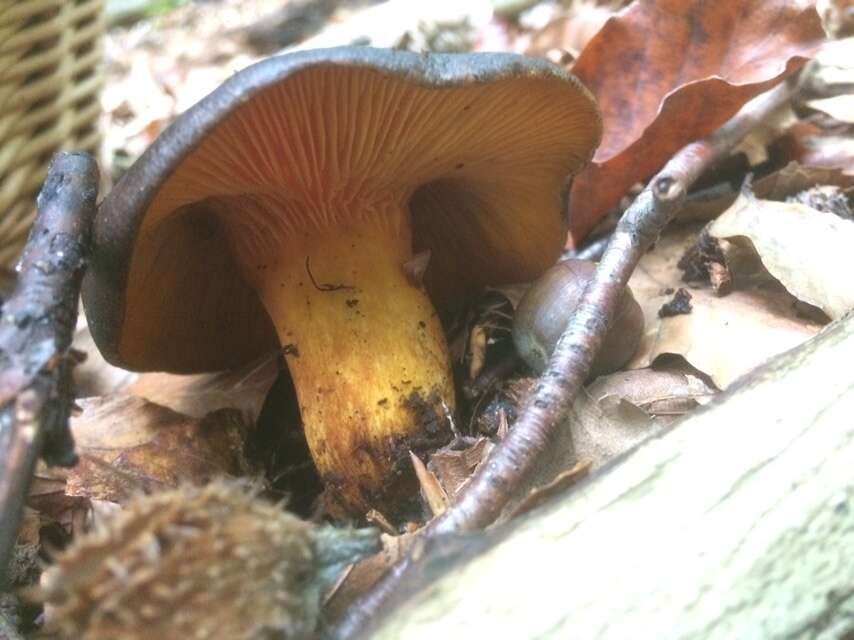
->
[{"left": 83, "top": 47, "right": 601, "bottom": 373}]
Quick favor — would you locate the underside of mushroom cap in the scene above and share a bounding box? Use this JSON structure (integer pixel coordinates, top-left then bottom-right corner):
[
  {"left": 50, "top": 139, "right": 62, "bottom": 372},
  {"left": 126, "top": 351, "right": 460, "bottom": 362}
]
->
[{"left": 83, "top": 46, "right": 601, "bottom": 373}]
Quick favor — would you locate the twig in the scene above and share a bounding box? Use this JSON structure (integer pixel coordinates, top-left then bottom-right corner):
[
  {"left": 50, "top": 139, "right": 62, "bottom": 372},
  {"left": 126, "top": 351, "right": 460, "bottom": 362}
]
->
[
  {"left": 0, "top": 152, "right": 98, "bottom": 585},
  {"left": 329, "top": 78, "right": 799, "bottom": 639}
]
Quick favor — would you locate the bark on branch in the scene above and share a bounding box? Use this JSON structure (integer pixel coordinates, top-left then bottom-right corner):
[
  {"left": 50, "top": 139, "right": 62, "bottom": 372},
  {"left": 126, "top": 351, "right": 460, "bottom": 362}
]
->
[
  {"left": 371, "top": 311, "right": 854, "bottom": 639},
  {"left": 0, "top": 152, "right": 99, "bottom": 586}
]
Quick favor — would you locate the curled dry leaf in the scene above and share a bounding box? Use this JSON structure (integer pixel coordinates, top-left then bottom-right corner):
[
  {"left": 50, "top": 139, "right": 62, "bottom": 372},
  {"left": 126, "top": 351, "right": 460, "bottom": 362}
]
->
[
  {"left": 795, "top": 39, "right": 854, "bottom": 171},
  {"left": 495, "top": 376, "right": 656, "bottom": 519},
  {"left": 65, "top": 396, "right": 250, "bottom": 504},
  {"left": 567, "top": 384, "right": 655, "bottom": 474},
  {"left": 587, "top": 366, "right": 716, "bottom": 420},
  {"left": 709, "top": 190, "right": 854, "bottom": 320},
  {"left": 568, "top": 0, "right": 825, "bottom": 242},
  {"left": 628, "top": 225, "right": 823, "bottom": 388},
  {"left": 427, "top": 437, "right": 494, "bottom": 500}
]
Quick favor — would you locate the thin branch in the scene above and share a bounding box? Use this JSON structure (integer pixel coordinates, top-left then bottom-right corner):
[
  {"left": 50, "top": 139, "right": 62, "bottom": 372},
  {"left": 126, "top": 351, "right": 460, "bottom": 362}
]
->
[
  {"left": 329, "top": 78, "right": 799, "bottom": 639},
  {"left": 0, "top": 152, "right": 99, "bottom": 586}
]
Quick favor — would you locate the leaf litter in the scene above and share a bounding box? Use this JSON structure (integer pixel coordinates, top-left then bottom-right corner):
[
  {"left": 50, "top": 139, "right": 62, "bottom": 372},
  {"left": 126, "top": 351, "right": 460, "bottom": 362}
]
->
[{"left": 8, "top": 0, "right": 854, "bottom": 636}]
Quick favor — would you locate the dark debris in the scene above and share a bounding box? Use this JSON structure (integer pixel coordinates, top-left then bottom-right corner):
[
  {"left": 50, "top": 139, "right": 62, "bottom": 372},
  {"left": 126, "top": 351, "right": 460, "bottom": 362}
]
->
[{"left": 659, "top": 288, "right": 694, "bottom": 317}]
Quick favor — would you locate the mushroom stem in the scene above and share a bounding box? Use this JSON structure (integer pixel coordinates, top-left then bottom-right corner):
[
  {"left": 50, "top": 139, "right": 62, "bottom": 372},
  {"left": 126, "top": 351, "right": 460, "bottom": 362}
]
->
[{"left": 249, "top": 209, "right": 455, "bottom": 514}]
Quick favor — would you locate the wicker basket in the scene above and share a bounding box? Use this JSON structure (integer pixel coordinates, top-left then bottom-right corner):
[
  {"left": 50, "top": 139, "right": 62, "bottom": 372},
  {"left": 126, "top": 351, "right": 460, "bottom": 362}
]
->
[{"left": 0, "top": 0, "right": 105, "bottom": 268}]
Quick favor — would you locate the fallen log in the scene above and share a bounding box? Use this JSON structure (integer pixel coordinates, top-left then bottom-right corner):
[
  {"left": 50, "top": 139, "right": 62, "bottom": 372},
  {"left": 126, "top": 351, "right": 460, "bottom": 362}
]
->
[{"left": 368, "top": 312, "right": 854, "bottom": 639}]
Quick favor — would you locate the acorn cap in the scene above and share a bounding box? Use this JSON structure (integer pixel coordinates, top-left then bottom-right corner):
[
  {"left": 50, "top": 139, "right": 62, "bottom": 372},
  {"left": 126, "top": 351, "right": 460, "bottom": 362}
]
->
[{"left": 82, "top": 46, "right": 602, "bottom": 373}]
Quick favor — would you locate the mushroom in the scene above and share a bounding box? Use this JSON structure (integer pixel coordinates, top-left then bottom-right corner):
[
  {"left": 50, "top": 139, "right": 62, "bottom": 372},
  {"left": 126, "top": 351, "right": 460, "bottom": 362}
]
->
[
  {"left": 82, "top": 47, "right": 601, "bottom": 515},
  {"left": 513, "top": 259, "right": 644, "bottom": 379}
]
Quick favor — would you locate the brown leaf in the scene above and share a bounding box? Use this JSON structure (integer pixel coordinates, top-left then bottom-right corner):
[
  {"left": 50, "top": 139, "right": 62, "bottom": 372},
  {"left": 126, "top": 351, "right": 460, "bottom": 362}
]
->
[
  {"left": 587, "top": 366, "right": 716, "bottom": 420},
  {"left": 568, "top": 384, "right": 656, "bottom": 472},
  {"left": 497, "top": 375, "right": 656, "bottom": 518},
  {"left": 427, "top": 437, "right": 494, "bottom": 499},
  {"left": 65, "top": 396, "right": 250, "bottom": 504},
  {"left": 709, "top": 190, "right": 854, "bottom": 319},
  {"left": 628, "top": 225, "right": 823, "bottom": 388},
  {"left": 568, "top": 0, "right": 825, "bottom": 242}
]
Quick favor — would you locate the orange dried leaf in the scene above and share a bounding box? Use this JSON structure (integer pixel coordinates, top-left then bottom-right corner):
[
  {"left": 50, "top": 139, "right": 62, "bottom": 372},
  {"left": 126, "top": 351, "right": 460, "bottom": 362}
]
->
[{"left": 568, "top": 0, "right": 825, "bottom": 242}]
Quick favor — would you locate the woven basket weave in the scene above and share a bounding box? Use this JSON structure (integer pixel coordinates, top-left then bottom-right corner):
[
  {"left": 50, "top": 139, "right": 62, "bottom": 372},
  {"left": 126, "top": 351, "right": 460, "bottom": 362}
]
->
[{"left": 0, "top": 0, "right": 104, "bottom": 268}]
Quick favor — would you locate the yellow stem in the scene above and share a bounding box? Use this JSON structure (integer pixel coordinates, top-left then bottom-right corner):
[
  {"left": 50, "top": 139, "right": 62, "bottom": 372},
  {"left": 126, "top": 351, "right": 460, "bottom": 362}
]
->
[{"left": 251, "top": 206, "right": 455, "bottom": 514}]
